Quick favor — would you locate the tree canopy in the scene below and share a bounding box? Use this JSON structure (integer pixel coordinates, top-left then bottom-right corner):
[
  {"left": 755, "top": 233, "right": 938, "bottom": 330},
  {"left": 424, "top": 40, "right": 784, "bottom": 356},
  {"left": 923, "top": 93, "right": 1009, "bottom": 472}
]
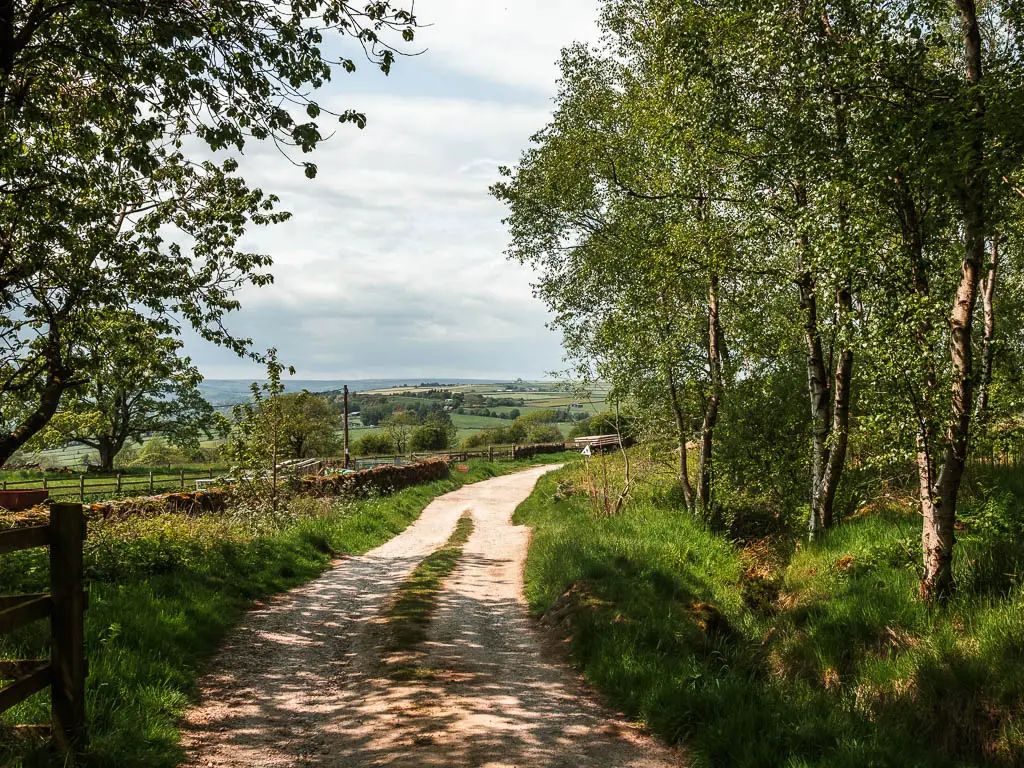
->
[
  {"left": 0, "top": 0, "right": 417, "bottom": 465},
  {"left": 494, "top": 0, "right": 1024, "bottom": 600}
]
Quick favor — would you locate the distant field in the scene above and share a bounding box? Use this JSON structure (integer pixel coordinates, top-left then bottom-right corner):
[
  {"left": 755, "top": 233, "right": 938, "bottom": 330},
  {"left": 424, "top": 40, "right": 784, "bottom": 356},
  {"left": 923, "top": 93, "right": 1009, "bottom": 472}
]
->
[
  {"left": 9, "top": 380, "right": 606, "bottom": 471},
  {"left": 9, "top": 435, "right": 225, "bottom": 472},
  {"left": 451, "top": 414, "right": 508, "bottom": 429}
]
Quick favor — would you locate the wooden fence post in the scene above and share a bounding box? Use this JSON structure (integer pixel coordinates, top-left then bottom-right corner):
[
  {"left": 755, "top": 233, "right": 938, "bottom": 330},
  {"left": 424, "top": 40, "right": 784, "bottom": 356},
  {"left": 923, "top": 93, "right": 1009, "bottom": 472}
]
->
[
  {"left": 488, "top": 446, "right": 494, "bottom": 462},
  {"left": 79, "top": 475, "right": 85, "bottom": 502},
  {"left": 49, "top": 503, "right": 87, "bottom": 749},
  {"left": 149, "top": 472, "right": 154, "bottom": 493},
  {"left": 179, "top": 469, "right": 185, "bottom": 489},
  {"left": 208, "top": 468, "right": 213, "bottom": 479},
  {"left": 343, "top": 385, "right": 350, "bottom": 470}
]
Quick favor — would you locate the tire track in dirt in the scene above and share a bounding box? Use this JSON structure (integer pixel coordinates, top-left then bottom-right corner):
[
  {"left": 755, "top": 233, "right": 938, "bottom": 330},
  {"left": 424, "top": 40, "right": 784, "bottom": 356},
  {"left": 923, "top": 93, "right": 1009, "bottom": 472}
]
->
[{"left": 183, "top": 465, "right": 685, "bottom": 767}]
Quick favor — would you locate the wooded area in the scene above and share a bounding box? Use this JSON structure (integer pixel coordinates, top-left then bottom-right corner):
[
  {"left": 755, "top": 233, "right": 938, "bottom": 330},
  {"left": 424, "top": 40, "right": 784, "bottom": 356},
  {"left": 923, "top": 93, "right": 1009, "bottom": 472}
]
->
[{"left": 493, "top": 0, "right": 1024, "bottom": 602}]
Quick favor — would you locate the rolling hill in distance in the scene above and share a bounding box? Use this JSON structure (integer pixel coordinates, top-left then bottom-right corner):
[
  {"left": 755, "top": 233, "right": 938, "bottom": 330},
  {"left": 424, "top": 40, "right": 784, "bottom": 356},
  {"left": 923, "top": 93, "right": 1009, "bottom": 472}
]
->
[{"left": 198, "top": 378, "right": 517, "bottom": 406}]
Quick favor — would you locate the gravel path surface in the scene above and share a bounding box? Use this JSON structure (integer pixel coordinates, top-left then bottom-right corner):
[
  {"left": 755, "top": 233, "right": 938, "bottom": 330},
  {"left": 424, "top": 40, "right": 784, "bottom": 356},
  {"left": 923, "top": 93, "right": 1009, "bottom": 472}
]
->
[{"left": 183, "top": 466, "right": 685, "bottom": 768}]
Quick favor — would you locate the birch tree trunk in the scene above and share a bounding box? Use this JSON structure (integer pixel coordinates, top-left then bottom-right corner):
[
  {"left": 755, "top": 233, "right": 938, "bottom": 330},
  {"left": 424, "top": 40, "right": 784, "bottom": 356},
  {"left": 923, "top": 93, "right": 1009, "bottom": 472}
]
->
[
  {"left": 974, "top": 238, "right": 999, "bottom": 425},
  {"left": 921, "top": 0, "right": 986, "bottom": 601},
  {"left": 666, "top": 374, "right": 695, "bottom": 513},
  {"left": 697, "top": 275, "right": 722, "bottom": 519}
]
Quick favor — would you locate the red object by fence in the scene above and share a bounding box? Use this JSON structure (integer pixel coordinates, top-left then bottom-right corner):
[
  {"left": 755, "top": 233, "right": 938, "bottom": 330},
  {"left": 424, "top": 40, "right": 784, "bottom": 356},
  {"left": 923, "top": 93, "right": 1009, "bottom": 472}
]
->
[{"left": 456, "top": 464, "right": 469, "bottom": 473}]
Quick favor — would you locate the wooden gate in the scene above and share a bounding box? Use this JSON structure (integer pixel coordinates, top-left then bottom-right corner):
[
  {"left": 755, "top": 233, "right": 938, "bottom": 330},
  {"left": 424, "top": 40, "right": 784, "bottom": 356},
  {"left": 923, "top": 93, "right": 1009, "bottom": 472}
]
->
[{"left": 0, "top": 502, "right": 87, "bottom": 749}]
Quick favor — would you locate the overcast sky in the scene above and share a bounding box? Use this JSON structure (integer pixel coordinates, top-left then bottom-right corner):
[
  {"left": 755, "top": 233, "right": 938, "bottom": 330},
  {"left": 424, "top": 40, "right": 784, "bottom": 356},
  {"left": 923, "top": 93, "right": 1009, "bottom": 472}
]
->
[{"left": 185, "top": 1, "right": 600, "bottom": 381}]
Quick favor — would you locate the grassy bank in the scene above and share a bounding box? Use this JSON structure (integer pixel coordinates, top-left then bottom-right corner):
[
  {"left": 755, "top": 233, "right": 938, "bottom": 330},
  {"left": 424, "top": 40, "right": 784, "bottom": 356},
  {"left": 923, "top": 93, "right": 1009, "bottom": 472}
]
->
[
  {"left": 514, "top": 460, "right": 1024, "bottom": 768},
  {"left": 0, "top": 454, "right": 574, "bottom": 767}
]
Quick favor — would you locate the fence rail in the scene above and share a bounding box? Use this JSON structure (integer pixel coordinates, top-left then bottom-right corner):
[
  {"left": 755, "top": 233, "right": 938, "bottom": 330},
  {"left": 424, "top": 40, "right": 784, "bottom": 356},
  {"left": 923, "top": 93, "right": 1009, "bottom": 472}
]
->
[
  {"left": 0, "top": 503, "right": 87, "bottom": 749},
  {"left": 0, "top": 468, "right": 229, "bottom": 501},
  {"left": 335, "top": 442, "right": 572, "bottom": 470},
  {"left": 0, "top": 441, "right": 579, "bottom": 506}
]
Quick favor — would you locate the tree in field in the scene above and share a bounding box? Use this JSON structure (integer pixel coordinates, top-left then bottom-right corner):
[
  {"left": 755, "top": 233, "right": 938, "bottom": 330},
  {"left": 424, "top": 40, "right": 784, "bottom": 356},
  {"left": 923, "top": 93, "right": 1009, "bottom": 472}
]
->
[
  {"left": 31, "top": 312, "right": 219, "bottom": 471},
  {"left": 383, "top": 412, "right": 418, "bottom": 454},
  {"left": 278, "top": 392, "right": 339, "bottom": 459},
  {"left": 409, "top": 412, "right": 457, "bottom": 451},
  {"left": 0, "top": 1, "right": 418, "bottom": 466},
  {"left": 131, "top": 438, "right": 188, "bottom": 469},
  {"left": 355, "top": 432, "right": 394, "bottom": 457},
  {"left": 224, "top": 349, "right": 294, "bottom": 512}
]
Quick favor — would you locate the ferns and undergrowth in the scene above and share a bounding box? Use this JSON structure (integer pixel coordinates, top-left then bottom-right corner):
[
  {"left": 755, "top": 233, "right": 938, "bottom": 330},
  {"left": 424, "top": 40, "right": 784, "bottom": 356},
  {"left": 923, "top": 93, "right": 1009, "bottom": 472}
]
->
[{"left": 515, "top": 453, "right": 1024, "bottom": 768}]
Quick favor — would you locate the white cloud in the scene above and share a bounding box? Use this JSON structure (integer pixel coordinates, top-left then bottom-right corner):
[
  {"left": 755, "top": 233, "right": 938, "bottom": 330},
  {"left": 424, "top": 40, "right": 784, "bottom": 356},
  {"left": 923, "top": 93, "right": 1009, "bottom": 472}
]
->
[
  {"left": 185, "top": 2, "right": 601, "bottom": 380},
  {"left": 415, "top": 0, "right": 602, "bottom": 93}
]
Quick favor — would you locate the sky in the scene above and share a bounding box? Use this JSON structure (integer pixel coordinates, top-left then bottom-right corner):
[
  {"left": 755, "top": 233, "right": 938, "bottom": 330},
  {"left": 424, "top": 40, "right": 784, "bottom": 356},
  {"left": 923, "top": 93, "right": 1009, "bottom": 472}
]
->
[{"left": 185, "top": 1, "right": 602, "bottom": 381}]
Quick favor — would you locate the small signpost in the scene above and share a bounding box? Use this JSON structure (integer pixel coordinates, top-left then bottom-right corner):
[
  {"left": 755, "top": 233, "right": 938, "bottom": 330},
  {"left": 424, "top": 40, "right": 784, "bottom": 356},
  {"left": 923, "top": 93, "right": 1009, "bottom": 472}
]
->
[
  {"left": 456, "top": 464, "right": 469, "bottom": 473},
  {"left": 581, "top": 445, "right": 592, "bottom": 456}
]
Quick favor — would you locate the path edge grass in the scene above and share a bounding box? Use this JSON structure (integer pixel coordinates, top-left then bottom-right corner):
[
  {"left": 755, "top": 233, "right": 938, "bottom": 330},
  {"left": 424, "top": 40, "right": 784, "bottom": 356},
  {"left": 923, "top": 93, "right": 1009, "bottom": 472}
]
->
[{"left": 0, "top": 453, "right": 576, "bottom": 768}]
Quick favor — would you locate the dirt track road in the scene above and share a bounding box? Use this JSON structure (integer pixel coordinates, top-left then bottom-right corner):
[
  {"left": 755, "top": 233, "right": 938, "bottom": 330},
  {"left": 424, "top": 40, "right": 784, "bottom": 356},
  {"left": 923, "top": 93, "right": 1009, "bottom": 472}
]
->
[{"left": 183, "top": 466, "right": 685, "bottom": 768}]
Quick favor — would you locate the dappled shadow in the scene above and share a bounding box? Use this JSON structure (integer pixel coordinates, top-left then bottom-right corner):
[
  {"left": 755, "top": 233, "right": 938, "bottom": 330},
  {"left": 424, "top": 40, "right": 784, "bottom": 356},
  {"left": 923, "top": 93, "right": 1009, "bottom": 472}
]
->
[
  {"left": 177, "top": 466, "right": 681, "bottom": 768},
  {"left": 312, "top": 552, "right": 676, "bottom": 767},
  {"left": 180, "top": 546, "right": 433, "bottom": 766}
]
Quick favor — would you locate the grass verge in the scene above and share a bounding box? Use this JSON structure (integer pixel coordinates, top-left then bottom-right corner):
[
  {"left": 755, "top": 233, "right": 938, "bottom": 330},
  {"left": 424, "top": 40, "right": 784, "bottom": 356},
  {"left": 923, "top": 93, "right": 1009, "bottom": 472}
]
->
[
  {"left": 514, "top": 461, "right": 1024, "bottom": 768},
  {"left": 384, "top": 513, "right": 474, "bottom": 679},
  {"left": 0, "top": 453, "right": 575, "bottom": 768}
]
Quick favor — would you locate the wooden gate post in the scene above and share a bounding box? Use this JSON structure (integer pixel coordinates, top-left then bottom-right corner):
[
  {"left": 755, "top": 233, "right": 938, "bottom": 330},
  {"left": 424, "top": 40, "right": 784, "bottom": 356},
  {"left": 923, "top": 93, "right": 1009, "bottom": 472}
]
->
[
  {"left": 49, "top": 502, "right": 87, "bottom": 749},
  {"left": 488, "top": 446, "right": 494, "bottom": 462}
]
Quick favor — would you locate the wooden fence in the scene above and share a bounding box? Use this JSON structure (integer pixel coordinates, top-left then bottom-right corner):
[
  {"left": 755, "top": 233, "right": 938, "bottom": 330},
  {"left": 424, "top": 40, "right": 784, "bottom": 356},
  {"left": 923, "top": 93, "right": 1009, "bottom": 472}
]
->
[
  {"left": 0, "top": 468, "right": 229, "bottom": 501},
  {"left": 341, "top": 442, "right": 573, "bottom": 469},
  {"left": 0, "top": 503, "right": 87, "bottom": 749}
]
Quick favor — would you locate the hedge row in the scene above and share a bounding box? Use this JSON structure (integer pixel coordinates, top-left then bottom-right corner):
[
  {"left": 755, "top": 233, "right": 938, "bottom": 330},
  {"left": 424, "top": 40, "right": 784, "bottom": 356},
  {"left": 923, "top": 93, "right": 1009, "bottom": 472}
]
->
[
  {"left": 513, "top": 443, "right": 572, "bottom": 459},
  {"left": 295, "top": 458, "right": 450, "bottom": 497}
]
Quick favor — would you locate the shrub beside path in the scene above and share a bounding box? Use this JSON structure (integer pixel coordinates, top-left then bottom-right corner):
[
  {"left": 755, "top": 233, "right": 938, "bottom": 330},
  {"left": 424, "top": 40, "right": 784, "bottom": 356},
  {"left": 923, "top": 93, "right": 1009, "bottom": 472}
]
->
[{"left": 182, "top": 465, "right": 684, "bottom": 767}]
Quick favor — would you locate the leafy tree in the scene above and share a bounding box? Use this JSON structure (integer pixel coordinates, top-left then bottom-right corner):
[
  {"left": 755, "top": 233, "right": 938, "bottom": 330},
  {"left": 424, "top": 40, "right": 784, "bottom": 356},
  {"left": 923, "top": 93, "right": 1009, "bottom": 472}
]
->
[
  {"left": 279, "top": 392, "right": 339, "bottom": 459},
  {"left": 131, "top": 438, "right": 188, "bottom": 469},
  {"left": 409, "top": 413, "right": 457, "bottom": 451},
  {"left": 355, "top": 432, "right": 394, "bottom": 457},
  {"left": 494, "top": 0, "right": 1024, "bottom": 600},
  {"left": 359, "top": 405, "right": 391, "bottom": 427},
  {"left": 524, "top": 425, "right": 564, "bottom": 444},
  {"left": 31, "top": 312, "right": 220, "bottom": 471},
  {"left": 461, "top": 428, "right": 510, "bottom": 449},
  {"left": 382, "top": 411, "right": 418, "bottom": 454},
  {"left": 224, "top": 349, "right": 294, "bottom": 512},
  {"left": 0, "top": 1, "right": 417, "bottom": 466}
]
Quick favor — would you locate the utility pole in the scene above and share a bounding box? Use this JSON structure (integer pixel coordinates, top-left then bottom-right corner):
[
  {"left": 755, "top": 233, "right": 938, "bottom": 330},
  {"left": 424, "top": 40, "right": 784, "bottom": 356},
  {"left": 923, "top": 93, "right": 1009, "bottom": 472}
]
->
[{"left": 343, "top": 385, "right": 350, "bottom": 469}]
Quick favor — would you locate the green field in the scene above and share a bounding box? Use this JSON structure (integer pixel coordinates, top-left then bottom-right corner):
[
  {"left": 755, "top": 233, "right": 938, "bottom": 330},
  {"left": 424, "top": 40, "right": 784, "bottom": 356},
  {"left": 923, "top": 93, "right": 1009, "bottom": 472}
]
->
[
  {"left": 0, "top": 467, "right": 228, "bottom": 502},
  {"left": 7, "top": 380, "right": 606, "bottom": 474}
]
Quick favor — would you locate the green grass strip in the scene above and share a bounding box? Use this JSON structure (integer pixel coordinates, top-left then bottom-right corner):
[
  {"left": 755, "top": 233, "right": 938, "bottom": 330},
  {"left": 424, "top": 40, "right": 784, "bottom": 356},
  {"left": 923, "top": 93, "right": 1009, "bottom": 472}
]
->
[{"left": 385, "top": 513, "right": 474, "bottom": 679}]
